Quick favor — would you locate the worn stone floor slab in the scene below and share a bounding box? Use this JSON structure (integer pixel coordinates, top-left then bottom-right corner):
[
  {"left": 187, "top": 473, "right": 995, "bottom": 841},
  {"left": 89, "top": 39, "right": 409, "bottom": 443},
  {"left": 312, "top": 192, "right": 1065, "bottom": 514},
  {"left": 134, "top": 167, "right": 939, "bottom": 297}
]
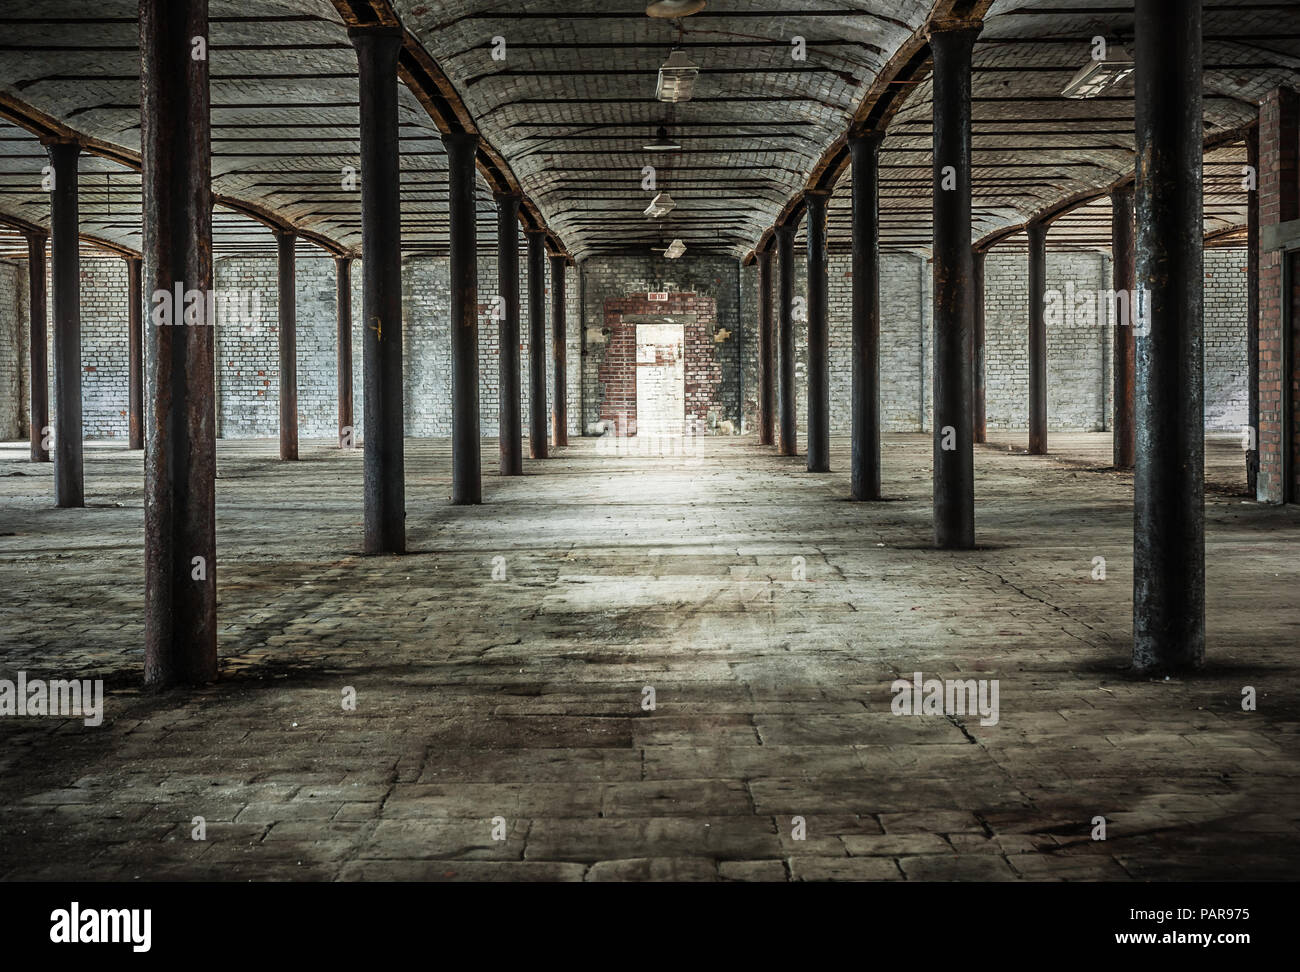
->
[{"left": 0, "top": 431, "right": 1297, "bottom": 881}]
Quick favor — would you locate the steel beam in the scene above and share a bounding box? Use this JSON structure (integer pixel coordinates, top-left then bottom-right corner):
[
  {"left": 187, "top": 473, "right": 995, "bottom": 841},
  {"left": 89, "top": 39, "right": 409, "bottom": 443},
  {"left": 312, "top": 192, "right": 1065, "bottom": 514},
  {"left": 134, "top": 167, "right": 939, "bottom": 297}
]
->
[
  {"left": 335, "top": 256, "right": 354, "bottom": 449},
  {"left": 126, "top": 255, "right": 143, "bottom": 451},
  {"left": 850, "top": 132, "right": 883, "bottom": 498},
  {"left": 1133, "top": 0, "right": 1205, "bottom": 673},
  {"left": 805, "top": 189, "right": 831, "bottom": 473},
  {"left": 550, "top": 254, "right": 568, "bottom": 447},
  {"left": 929, "top": 20, "right": 980, "bottom": 549},
  {"left": 1027, "top": 220, "right": 1048, "bottom": 456},
  {"left": 526, "top": 229, "right": 548, "bottom": 458},
  {"left": 1111, "top": 184, "right": 1136, "bottom": 470},
  {"left": 46, "top": 140, "right": 83, "bottom": 507},
  {"left": 756, "top": 247, "right": 775, "bottom": 446},
  {"left": 445, "top": 131, "right": 481, "bottom": 504},
  {"left": 775, "top": 223, "right": 798, "bottom": 457},
  {"left": 497, "top": 193, "right": 523, "bottom": 475},
  {"left": 349, "top": 25, "right": 405, "bottom": 553},
  {"left": 26, "top": 232, "right": 48, "bottom": 463},
  {"left": 276, "top": 229, "right": 298, "bottom": 461},
  {"left": 140, "top": 0, "right": 217, "bottom": 685}
]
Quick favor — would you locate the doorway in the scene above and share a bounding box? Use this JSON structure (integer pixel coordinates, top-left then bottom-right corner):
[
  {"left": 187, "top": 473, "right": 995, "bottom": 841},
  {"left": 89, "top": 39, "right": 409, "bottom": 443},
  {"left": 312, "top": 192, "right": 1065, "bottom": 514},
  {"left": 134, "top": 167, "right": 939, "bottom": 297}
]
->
[{"left": 634, "top": 321, "right": 685, "bottom": 436}]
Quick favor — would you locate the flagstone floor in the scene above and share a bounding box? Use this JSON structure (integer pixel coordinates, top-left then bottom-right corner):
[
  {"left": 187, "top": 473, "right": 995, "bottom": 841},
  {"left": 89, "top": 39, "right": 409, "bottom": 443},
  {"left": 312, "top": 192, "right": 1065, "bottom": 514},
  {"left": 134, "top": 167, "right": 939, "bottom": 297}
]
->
[{"left": 0, "top": 431, "right": 1296, "bottom": 881}]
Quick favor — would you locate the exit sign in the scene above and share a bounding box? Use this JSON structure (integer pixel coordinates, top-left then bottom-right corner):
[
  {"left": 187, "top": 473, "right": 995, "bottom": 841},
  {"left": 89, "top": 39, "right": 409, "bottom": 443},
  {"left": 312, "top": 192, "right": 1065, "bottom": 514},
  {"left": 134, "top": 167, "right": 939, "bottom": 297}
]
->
[{"left": 647, "top": 291, "right": 668, "bottom": 302}]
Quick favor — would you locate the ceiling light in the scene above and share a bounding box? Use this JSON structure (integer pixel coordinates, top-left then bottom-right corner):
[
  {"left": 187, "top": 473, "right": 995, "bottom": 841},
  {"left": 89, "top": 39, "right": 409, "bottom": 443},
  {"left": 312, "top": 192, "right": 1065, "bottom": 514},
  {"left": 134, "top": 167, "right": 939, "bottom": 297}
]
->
[
  {"left": 646, "top": 0, "right": 706, "bottom": 19},
  {"left": 644, "top": 192, "right": 676, "bottom": 218},
  {"left": 657, "top": 49, "right": 699, "bottom": 102},
  {"left": 664, "top": 238, "right": 687, "bottom": 259},
  {"left": 1062, "top": 44, "right": 1134, "bottom": 99},
  {"left": 643, "top": 126, "right": 682, "bottom": 151}
]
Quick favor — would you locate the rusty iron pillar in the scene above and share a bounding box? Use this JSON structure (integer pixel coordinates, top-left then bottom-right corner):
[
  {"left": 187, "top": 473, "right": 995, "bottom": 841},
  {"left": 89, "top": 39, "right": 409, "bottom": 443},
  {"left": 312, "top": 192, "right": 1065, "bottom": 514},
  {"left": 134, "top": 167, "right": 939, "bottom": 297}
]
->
[
  {"left": 526, "top": 230, "right": 548, "bottom": 459},
  {"left": 27, "top": 233, "right": 49, "bottom": 463},
  {"left": 1027, "top": 220, "right": 1048, "bottom": 456},
  {"left": 850, "top": 132, "right": 884, "bottom": 498},
  {"left": 929, "top": 20, "right": 980, "bottom": 550},
  {"left": 140, "top": 0, "right": 217, "bottom": 685},
  {"left": 497, "top": 195, "right": 523, "bottom": 475},
  {"left": 46, "top": 140, "right": 83, "bottom": 507},
  {"left": 349, "top": 25, "right": 406, "bottom": 553},
  {"left": 775, "top": 223, "right": 798, "bottom": 457},
  {"left": 1111, "top": 184, "right": 1136, "bottom": 470},
  {"left": 444, "top": 131, "right": 482, "bottom": 504},
  {"left": 550, "top": 254, "right": 568, "bottom": 448},
  {"left": 276, "top": 229, "right": 298, "bottom": 461},
  {"left": 335, "top": 256, "right": 354, "bottom": 449},
  {"left": 972, "top": 247, "right": 986, "bottom": 445},
  {"left": 805, "top": 189, "right": 831, "bottom": 473},
  {"left": 755, "top": 247, "right": 775, "bottom": 447},
  {"left": 1133, "top": 0, "right": 1205, "bottom": 674},
  {"left": 126, "top": 255, "right": 144, "bottom": 450},
  {"left": 1246, "top": 126, "right": 1260, "bottom": 495}
]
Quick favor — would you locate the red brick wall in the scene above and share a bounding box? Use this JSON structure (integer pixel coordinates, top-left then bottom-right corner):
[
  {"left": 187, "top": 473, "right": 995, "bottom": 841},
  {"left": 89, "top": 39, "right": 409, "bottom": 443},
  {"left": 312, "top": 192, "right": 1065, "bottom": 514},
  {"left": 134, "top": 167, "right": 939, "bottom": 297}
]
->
[
  {"left": 598, "top": 293, "right": 722, "bottom": 436},
  {"left": 1258, "top": 87, "right": 1300, "bottom": 502}
]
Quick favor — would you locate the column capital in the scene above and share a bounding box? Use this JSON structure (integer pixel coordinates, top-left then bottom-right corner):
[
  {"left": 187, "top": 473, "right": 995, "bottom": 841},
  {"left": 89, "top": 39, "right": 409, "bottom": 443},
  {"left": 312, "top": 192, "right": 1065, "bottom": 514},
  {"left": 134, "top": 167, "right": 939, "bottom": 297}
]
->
[
  {"left": 346, "top": 24, "right": 404, "bottom": 45},
  {"left": 441, "top": 130, "right": 480, "bottom": 154},
  {"left": 848, "top": 129, "right": 886, "bottom": 148},
  {"left": 926, "top": 18, "right": 983, "bottom": 40},
  {"left": 494, "top": 191, "right": 523, "bottom": 209}
]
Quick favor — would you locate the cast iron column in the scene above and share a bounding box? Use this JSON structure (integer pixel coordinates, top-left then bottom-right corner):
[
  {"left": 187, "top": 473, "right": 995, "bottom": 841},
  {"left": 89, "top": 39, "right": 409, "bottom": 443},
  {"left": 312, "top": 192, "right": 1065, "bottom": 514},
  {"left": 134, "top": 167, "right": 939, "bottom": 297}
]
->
[
  {"left": 929, "top": 20, "right": 980, "bottom": 549},
  {"left": 756, "top": 247, "right": 775, "bottom": 446},
  {"left": 497, "top": 194, "right": 523, "bottom": 475},
  {"left": 335, "top": 256, "right": 353, "bottom": 448},
  {"left": 1133, "top": 0, "right": 1205, "bottom": 673},
  {"left": 1246, "top": 126, "right": 1260, "bottom": 494},
  {"left": 126, "top": 255, "right": 143, "bottom": 450},
  {"left": 1112, "top": 183, "right": 1136, "bottom": 469},
  {"left": 46, "top": 140, "right": 83, "bottom": 507},
  {"left": 550, "top": 253, "right": 568, "bottom": 448},
  {"left": 850, "top": 132, "right": 883, "bottom": 498},
  {"left": 140, "top": 0, "right": 217, "bottom": 684},
  {"left": 444, "top": 131, "right": 481, "bottom": 504},
  {"left": 27, "top": 233, "right": 48, "bottom": 462},
  {"left": 1027, "top": 220, "right": 1048, "bottom": 455},
  {"left": 275, "top": 229, "right": 298, "bottom": 461},
  {"left": 973, "top": 247, "right": 986, "bottom": 444},
  {"left": 349, "top": 25, "right": 405, "bottom": 553},
  {"left": 805, "top": 190, "right": 831, "bottom": 473},
  {"left": 526, "top": 229, "right": 548, "bottom": 457},
  {"left": 775, "top": 223, "right": 797, "bottom": 457}
]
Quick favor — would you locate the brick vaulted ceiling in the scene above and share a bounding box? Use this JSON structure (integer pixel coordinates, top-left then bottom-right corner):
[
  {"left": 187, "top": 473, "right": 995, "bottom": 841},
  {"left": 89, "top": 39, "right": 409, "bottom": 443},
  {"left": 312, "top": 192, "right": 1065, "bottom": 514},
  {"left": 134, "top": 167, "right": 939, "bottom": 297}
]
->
[{"left": 0, "top": 0, "right": 1296, "bottom": 263}]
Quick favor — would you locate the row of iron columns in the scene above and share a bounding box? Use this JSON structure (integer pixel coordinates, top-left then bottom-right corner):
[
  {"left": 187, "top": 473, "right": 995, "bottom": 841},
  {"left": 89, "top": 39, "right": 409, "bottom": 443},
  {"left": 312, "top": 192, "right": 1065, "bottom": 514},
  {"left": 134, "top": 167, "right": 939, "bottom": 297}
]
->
[
  {"left": 25, "top": 9, "right": 572, "bottom": 685},
  {"left": 753, "top": 3, "right": 1210, "bottom": 673},
  {"left": 23, "top": 0, "right": 1214, "bottom": 679}
]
